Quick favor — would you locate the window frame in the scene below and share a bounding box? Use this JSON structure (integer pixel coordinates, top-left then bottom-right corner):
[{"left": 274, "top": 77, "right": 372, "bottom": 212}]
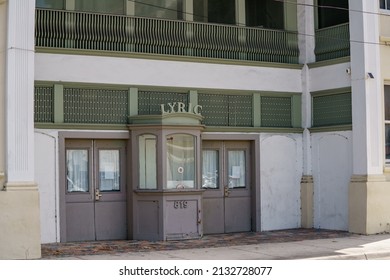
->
[
  {"left": 380, "top": 0, "right": 390, "bottom": 10},
  {"left": 384, "top": 84, "right": 390, "bottom": 164}
]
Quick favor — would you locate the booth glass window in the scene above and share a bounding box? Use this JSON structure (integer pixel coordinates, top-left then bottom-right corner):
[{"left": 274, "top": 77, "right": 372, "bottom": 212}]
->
[
  {"left": 139, "top": 134, "right": 157, "bottom": 189},
  {"left": 166, "top": 134, "right": 195, "bottom": 189}
]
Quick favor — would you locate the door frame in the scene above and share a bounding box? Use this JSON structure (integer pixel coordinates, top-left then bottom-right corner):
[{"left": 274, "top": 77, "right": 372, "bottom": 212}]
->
[
  {"left": 201, "top": 133, "right": 261, "bottom": 232},
  {"left": 58, "top": 131, "right": 130, "bottom": 242}
]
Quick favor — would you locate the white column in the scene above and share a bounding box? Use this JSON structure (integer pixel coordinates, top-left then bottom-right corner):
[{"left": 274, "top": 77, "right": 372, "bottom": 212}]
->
[
  {"left": 5, "top": 0, "right": 36, "bottom": 184},
  {"left": 349, "top": 0, "right": 383, "bottom": 175},
  {"left": 0, "top": 0, "right": 41, "bottom": 259},
  {"left": 0, "top": 0, "right": 6, "bottom": 187}
]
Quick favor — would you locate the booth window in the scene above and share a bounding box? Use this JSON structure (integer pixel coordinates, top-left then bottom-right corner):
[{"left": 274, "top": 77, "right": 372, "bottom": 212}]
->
[
  {"left": 139, "top": 134, "right": 157, "bottom": 189},
  {"left": 166, "top": 134, "right": 195, "bottom": 189}
]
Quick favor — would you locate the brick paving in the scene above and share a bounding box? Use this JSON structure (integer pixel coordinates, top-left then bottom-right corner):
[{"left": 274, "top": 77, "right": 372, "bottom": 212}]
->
[{"left": 41, "top": 229, "right": 352, "bottom": 258}]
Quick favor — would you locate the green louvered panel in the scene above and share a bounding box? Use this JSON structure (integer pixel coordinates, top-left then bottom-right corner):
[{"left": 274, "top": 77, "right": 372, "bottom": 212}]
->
[
  {"left": 261, "top": 96, "right": 292, "bottom": 127},
  {"left": 198, "top": 94, "right": 252, "bottom": 127},
  {"left": 313, "top": 93, "right": 352, "bottom": 127},
  {"left": 138, "top": 91, "right": 189, "bottom": 115},
  {"left": 34, "top": 86, "right": 54, "bottom": 122},
  {"left": 63, "top": 88, "right": 128, "bottom": 124}
]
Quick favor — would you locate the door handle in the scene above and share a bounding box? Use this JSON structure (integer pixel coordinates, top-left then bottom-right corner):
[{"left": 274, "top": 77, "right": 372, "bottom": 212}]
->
[
  {"left": 224, "top": 186, "right": 231, "bottom": 197},
  {"left": 95, "top": 189, "right": 102, "bottom": 201}
]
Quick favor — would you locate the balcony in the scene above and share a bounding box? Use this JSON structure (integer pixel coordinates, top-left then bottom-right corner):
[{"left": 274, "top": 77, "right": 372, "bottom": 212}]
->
[
  {"left": 35, "top": 8, "right": 299, "bottom": 64},
  {"left": 315, "top": 23, "right": 350, "bottom": 61}
]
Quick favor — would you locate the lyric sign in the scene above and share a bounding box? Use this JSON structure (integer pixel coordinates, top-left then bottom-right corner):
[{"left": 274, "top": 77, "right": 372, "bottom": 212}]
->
[{"left": 160, "top": 102, "right": 202, "bottom": 116}]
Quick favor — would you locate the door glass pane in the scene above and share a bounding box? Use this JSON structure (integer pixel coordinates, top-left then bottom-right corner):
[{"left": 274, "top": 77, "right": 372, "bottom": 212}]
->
[
  {"left": 166, "top": 134, "right": 195, "bottom": 189},
  {"left": 139, "top": 134, "right": 157, "bottom": 189},
  {"left": 66, "top": 149, "right": 89, "bottom": 192},
  {"left": 202, "top": 150, "right": 219, "bottom": 189},
  {"left": 228, "top": 150, "right": 246, "bottom": 188},
  {"left": 99, "top": 150, "right": 120, "bottom": 191}
]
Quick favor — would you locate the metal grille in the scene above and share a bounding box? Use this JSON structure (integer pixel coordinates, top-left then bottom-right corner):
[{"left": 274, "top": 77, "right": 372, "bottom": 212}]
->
[
  {"left": 198, "top": 94, "right": 252, "bottom": 127},
  {"left": 63, "top": 88, "right": 128, "bottom": 123},
  {"left": 138, "top": 91, "right": 189, "bottom": 115},
  {"left": 313, "top": 93, "right": 352, "bottom": 127},
  {"left": 34, "top": 86, "right": 54, "bottom": 122},
  {"left": 261, "top": 96, "right": 292, "bottom": 127}
]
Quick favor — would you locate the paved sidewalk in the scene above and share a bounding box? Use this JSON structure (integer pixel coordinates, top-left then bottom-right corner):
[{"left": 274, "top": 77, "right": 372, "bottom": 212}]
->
[{"left": 41, "top": 229, "right": 390, "bottom": 260}]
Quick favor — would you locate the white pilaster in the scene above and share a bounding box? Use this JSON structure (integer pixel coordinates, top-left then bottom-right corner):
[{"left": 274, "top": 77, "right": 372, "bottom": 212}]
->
[
  {"left": 297, "top": 0, "right": 315, "bottom": 64},
  {"left": 298, "top": 0, "right": 315, "bottom": 176},
  {"left": 349, "top": 0, "right": 383, "bottom": 175},
  {"left": 5, "top": 0, "right": 36, "bottom": 183}
]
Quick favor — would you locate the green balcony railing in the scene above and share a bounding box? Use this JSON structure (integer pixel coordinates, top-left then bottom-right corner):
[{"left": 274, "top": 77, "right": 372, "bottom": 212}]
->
[
  {"left": 35, "top": 8, "right": 299, "bottom": 64},
  {"left": 315, "top": 23, "right": 350, "bottom": 61}
]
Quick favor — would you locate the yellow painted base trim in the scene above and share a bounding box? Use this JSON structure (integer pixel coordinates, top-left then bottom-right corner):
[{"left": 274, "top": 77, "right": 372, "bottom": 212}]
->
[
  {"left": 0, "top": 182, "right": 41, "bottom": 259},
  {"left": 301, "top": 175, "right": 314, "bottom": 228},
  {"left": 349, "top": 175, "right": 390, "bottom": 234}
]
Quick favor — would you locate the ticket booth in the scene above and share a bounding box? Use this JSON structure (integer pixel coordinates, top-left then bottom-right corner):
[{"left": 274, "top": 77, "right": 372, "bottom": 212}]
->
[{"left": 128, "top": 107, "right": 204, "bottom": 241}]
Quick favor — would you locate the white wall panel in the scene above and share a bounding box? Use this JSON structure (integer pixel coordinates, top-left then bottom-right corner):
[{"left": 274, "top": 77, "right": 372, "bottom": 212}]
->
[
  {"left": 312, "top": 131, "right": 352, "bottom": 231},
  {"left": 310, "top": 62, "right": 351, "bottom": 92},
  {"left": 35, "top": 53, "right": 302, "bottom": 93},
  {"left": 260, "top": 134, "right": 302, "bottom": 231},
  {"left": 35, "top": 131, "right": 59, "bottom": 243}
]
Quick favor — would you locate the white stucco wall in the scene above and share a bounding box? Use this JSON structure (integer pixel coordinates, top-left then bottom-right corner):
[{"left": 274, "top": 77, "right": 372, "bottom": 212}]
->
[
  {"left": 312, "top": 131, "right": 353, "bottom": 231},
  {"left": 260, "top": 134, "right": 303, "bottom": 231},
  {"left": 35, "top": 53, "right": 302, "bottom": 93},
  {"left": 310, "top": 62, "right": 351, "bottom": 92},
  {"left": 35, "top": 130, "right": 59, "bottom": 243}
]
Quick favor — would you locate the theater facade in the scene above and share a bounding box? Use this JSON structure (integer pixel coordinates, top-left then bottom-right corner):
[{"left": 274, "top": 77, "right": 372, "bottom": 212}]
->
[{"left": 2, "top": 0, "right": 390, "bottom": 259}]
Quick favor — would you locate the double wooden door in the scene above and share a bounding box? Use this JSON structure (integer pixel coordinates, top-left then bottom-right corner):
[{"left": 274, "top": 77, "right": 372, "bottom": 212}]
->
[
  {"left": 202, "top": 141, "right": 252, "bottom": 234},
  {"left": 63, "top": 139, "right": 127, "bottom": 242}
]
